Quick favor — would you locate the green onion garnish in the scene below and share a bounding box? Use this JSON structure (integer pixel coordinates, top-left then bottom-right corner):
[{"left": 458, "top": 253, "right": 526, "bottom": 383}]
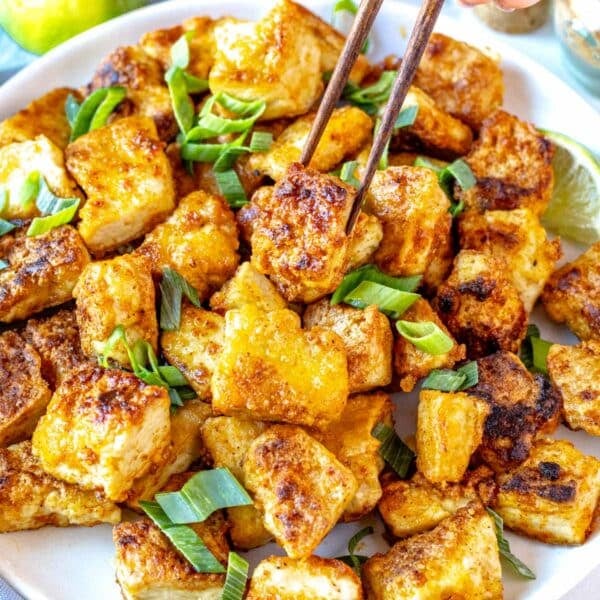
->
[
  {"left": 166, "top": 66, "right": 195, "bottom": 135},
  {"left": 170, "top": 32, "right": 192, "bottom": 69},
  {"left": 0, "top": 259, "right": 8, "bottom": 271},
  {"left": 159, "top": 267, "right": 202, "bottom": 331},
  {"left": 371, "top": 422, "right": 415, "bottom": 479},
  {"left": 26, "top": 177, "right": 80, "bottom": 237},
  {"left": 65, "top": 94, "right": 80, "bottom": 127},
  {"left": 66, "top": 86, "right": 126, "bottom": 141},
  {"left": 249, "top": 131, "right": 273, "bottom": 153},
  {"left": 344, "top": 71, "right": 396, "bottom": 115},
  {"left": 332, "top": 0, "right": 369, "bottom": 53},
  {"left": 338, "top": 160, "right": 361, "bottom": 189},
  {"left": 520, "top": 324, "right": 553, "bottom": 375},
  {"left": 336, "top": 526, "right": 373, "bottom": 574},
  {"left": 342, "top": 280, "right": 419, "bottom": 318},
  {"left": 422, "top": 361, "right": 478, "bottom": 392},
  {"left": 215, "top": 170, "right": 248, "bottom": 208},
  {"left": 18, "top": 171, "right": 40, "bottom": 208},
  {"left": 396, "top": 320, "right": 454, "bottom": 355},
  {"left": 0, "top": 220, "right": 16, "bottom": 237},
  {"left": 221, "top": 552, "right": 249, "bottom": 600},
  {"left": 395, "top": 104, "right": 419, "bottom": 129}
]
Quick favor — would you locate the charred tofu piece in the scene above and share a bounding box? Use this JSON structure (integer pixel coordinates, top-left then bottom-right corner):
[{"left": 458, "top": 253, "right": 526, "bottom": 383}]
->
[
  {"left": 73, "top": 254, "right": 158, "bottom": 367},
  {"left": 211, "top": 304, "right": 348, "bottom": 430},
  {"left": 417, "top": 390, "right": 489, "bottom": 483},
  {"left": 414, "top": 33, "right": 503, "bottom": 130},
  {"left": 0, "top": 88, "right": 79, "bottom": 149},
  {"left": 346, "top": 212, "right": 383, "bottom": 271},
  {"left": 161, "top": 306, "right": 224, "bottom": 401},
  {"left": 0, "top": 441, "right": 120, "bottom": 532},
  {"left": 137, "top": 190, "right": 239, "bottom": 300},
  {"left": 32, "top": 364, "right": 171, "bottom": 501},
  {"left": 363, "top": 503, "right": 503, "bottom": 599},
  {"left": 365, "top": 166, "right": 452, "bottom": 290},
  {"left": 0, "top": 225, "right": 90, "bottom": 323},
  {"left": 457, "top": 110, "right": 554, "bottom": 216},
  {"left": 244, "top": 425, "right": 357, "bottom": 558},
  {"left": 250, "top": 163, "right": 354, "bottom": 303},
  {"left": 247, "top": 555, "right": 364, "bottom": 600},
  {"left": 0, "top": 331, "right": 51, "bottom": 447},
  {"left": 303, "top": 300, "right": 393, "bottom": 394},
  {"left": 434, "top": 250, "right": 528, "bottom": 358},
  {"left": 494, "top": 439, "right": 600, "bottom": 545},
  {"left": 542, "top": 242, "right": 600, "bottom": 340},
  {"left": 393, "top": 299, "right": 466, "bottom": 392},
  {"left": 66, "top": 115, "right": 175, "bottom": 254},
  {"left": 459, "top": 208, "right": 561, "bottom": 313}
]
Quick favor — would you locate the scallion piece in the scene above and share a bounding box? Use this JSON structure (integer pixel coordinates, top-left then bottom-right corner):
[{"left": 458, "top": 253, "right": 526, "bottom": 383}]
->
[
  {"left": 249, "top": 131, "right": 273, "bottom": 153},
  {"left": 221, "top": 552, "right": 249, "bottom": 600},
  {"left": 339, "top": 160, "right": 361, "bottom": 188},
  {"left": 159, "top": 267, "right": 201, "bottom": 331},
  {"left": 88, "top": 87, "right": 127, "bottom": 132},
  {"left": 336, "top": 526, "right": 373, "bottom": 574},
  {"left": 65, "top": 94, "right": 81, "bottom": 127},
  {"left": 68, "top": 86, "right": 125, "bottom": 141},
  {"left": 0, "top": 219, "right": 16, "bottom": 236},
  {"left": 395, "top": 104, "right": 419, "bottom": 129},
  {"left": 396, "top": 320, "right": 454, "bottom": 355},
  {"left": 520, "top": 324, "right": 553, "bottom": 375},
  {"left": 0, "top": 259, "right": 8, "bottom": 271},
  {"left": 215, "top": 92, "right": 266, "bottom": 117},
  {"left": 371, "top": 422, "right": 415, "bottom": 479},
  {"left": 27, "top": 200, "right": 79, "bottom": 237},
  {"left": 183, "top": 72, "right": 209, "bottom": 94},
  {"left": 170, "top": 33, "right": 192, "bottom": 69},
  {"left": 18, "top": 171, "right": 40, "bottom": 208},
  {"left": 215, "top": 170, "right": 248, "bottom": 208},
  {"left": 422, "top": 361, "right": 478, "bottom": 392},
  {"left": 213, "top": 145, "right": 250, "bottom": 173},
  {"left": 343, "top": 280, "right": 419, "bottom": 318},
  {"left": 166, "top": 66, "right": 195, "bottom": 135},
  {"left": 344, "top": 71, "right": 396, "bottom": 115}
]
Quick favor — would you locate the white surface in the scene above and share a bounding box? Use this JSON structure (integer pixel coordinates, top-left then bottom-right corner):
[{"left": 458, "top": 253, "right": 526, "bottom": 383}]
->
[{"left": 0, "top": 1, "right": 600, "bottom": 599}]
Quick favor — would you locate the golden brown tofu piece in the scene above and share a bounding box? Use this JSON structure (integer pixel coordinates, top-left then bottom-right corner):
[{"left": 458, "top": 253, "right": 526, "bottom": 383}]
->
[
  {"left": 417, "top": 390, "right": 489, "bottom": 484},
  {"left": 459, "top": 208, "right": 561, "bottom": 313},
  {"left": 244, "top": 425, "right": 357, "bottom": 558},
  {"left": 73, "top": 254, "right": 158, "bottom": 367},
  {"left": 303, "top": 300, "right": 393, "bottom": 394},
  {"left": 137, "top": 190, "right": 239, "bottom": 300},
  {"left": 414, "top": 33, "right": 504, "bottom": 130},
  {"left": 346, "top": 212, "right": 383, "bottom": 271},
  {"left": 66, "top": 115, "right": 175, "bottom": 254},
  {"left": 0, "top": 225, "right": 90, "bottom": 323},
  {"left": 0, "top": 441, "right": 120, "bottom": 533},
  {"left": 494, "top": 439, "right": 600, "bottom": 545},
  {"left": 0, "top": 331, "right": 51, "bottom": 447},
  {"left": 365, "top": 166, "right": 452, "bottom": 290},
  {"left": 393, "top": 298, "right": 466, "bottom": 392},
  {"left": 457, "top": 110, "right": 554, "bottom": 216},
  {"left": 363, "top": 503, "right": 503, "bottom": 599},
  {"left": 542, "top": 241, "right": 600, "bottom": 340},
  {"left": 211, "top": 304, "right": 348, "bottom": 430},
  {"left": 247, "top": 555, "right": 364, "bottom": 600},
  {"left": 434, "top": 250, "right": 528, "bottom": 358},
  {"left": 32, "top": 364, "right": 171, "bottom": 501}
]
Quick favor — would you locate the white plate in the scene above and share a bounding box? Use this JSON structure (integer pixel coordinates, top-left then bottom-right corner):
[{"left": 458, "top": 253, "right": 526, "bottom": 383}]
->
[{"left": 1, "top": 1, "right": 599, "bottom": 599}]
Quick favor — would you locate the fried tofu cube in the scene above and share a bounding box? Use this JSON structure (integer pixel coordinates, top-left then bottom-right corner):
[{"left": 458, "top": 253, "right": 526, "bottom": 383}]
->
[
  {"left": 32, "top": 364, "right": 171, "bottom": 501},
  {"left": 542, "top": 241, "right": 600, "bottom": 340},
  {"left": 0, "top": 331, "right": 51, "bottom": 447},
  {"left": 457, "top": 110, "right": 554, "bottom": 216},
  {"left": 161, "top": 306, "right": 224, "bottom": 401},
  {"left": 417, "top": 390, "right": 489, "bottom": 483},
  {"left": 244, "top": 425, "right": 357, "bottom": 558},
  {"left": 212, "top": 304, "right": 348, "bottom": 430},
  {"left": 414, "top": 33, "right": 504, "bottom": 130},
  {"left": 66, "top": 115, "right": 175, "bottom": 254},
  {"left": 250, "top": 163, "right": 354, "bottom": 303},
  {"left": 494, "top": 439, "right": 600, "bottom": 545},
  {"left": 365, "top": 166, "right": 453, "bottom": 290},
  {"left": 434, "top": 250, "right": 528, "bottom": 358},
  {"left": 0, "top": 88, "right": 79, "bottom": 150},
  {"left": 363, "top": 503, "right": 503, "bottom": 599},
  {"left": 0, "top": 441, "right": 120, "bottom": 533},
  {"left": 303, "top": 300, "right": 393, "bottom": 394},
  {"left": 247, "top": 555, "right": 364, "bottom": 600},
  {"left": 0, "top": 225, "right": 90, "bottom": 323},
  {"left": 73, "top": 254, "right": 158, "bottom": 367},
  {"left": 346, "top": 212, "right": 383, "bottom": 271},
  {"left": 393, "top": 299, "right": 466, "bottom": 392}
]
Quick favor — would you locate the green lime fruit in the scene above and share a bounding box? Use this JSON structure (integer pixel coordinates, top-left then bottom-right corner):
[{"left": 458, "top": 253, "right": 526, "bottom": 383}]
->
[{"left": 0, "top": 0, "right": 147, "bottom": 55}]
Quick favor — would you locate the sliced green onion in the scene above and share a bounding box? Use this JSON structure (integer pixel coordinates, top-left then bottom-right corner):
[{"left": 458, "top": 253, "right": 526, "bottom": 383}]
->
[
  {"left": 249, "top": 131, "right": 273, "bottom": 153},
  {"left": 88, "top": 86, "right": 127, "bottom": 132},
  {"left": 396, "top": 320, "right": 454, "bottom": 355},
  {"left": 34, "top": 177, "right": 76, "bottom": 215},
  {"left": 221, "top": 552, "right": 249, "bottom": 600},
  {"left": 183, "top": 72, "right": 209, "bottom": 94},
  {"left": 344, "top": 71, "right": 396, "bottom": 115},
  {"left": 159, "top": 267, "right": 201, "bottom": 331},
  {"left": 213, "top": 146, "right": 250, "bottom": 173},
  {"left": 158, "top": 365, "right": 189, "bottom": 387},
  {"left": 181, "top": 141, "right": 234, "bottom": 162},
  {"left": 336, "top": 526, "right": 373, "bottom": 574},
  {"left": 487, "top": 508, "right": 536, "bottom": 580},
  {"left": 27, "top": 200, "right": 79, "bottom": 236},
  {"left": 216, "top": 93, "right": 266, "bottom": 118},
  {"left": 18, "top": 171, "right": 40, "bottom": 208},
  {"left": 0, "top": 259, "right": 8, "bottom": 271},
  {"left": 166, "top": 66, "right": 195, "bottom": 135},
  {"left": 414, "top": 156, "right": 444, "bottom": 172},
  {"left": 195, "top": 110, "right": 265, "bottom": 136},
  {"left": 520, "top": 324, "right": 553, "bottom": 375},
  {"left": 395, "top": 104, "right": 419, "bottom": 129},
  {"left": 170, "top": 33, "right": 192, "bottom": 69},
  {"left": 64, "top": 94, "right": 81, "bottom": 127},
  {"left": 215, "top": 170, "right": 248, "bottom": 208},
  {"left": 332, "top": 0, "right": 369, "bottom": 54},
  {"left": 371, "top": 422, "right": 415, "bottom": 479},
  {"left": 422, "top": 361, "right": 478, "bottom": 392},
  {"left": 343, "top": 280, "right": 419, "bottom": 318},
  {"left": 69, "top": 87, "right": 125, "bottom": 141},
  {"left": 339, "top": 160, "right": 361, "bottom": 189},
  {"left": 0, "top": 220, "right": 16, "bottom": 236}
]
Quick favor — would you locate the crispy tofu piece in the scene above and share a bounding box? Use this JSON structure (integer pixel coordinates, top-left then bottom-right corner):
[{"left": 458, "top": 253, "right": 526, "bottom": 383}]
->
[
  {"left": 0, "top": 331, "right": 51, "bottom": 447},
  {"left": 393, "top": 299, "right": 466, "bottom": 392},
  {"left": 251, "top": 163, "right": 354, "bottom": 303},
  {"left": 212, "top": 304, "right": 348, "bottom": 430},
  {"left": 0, "top": 88, "right": 79, "bottom": 150},
  {"left": 346, "top": 212, "right": 383, "bottom": 271},
  {"left": 312, "top": 392, "right": 393, "bottom": 521},
  {"left": 365, "top": 166, "right": 452, "bottom": 290},
  {"left": 66, "top": 115, "right": 175, "bottom": 254},
  {"left": 414, "top": 33, "right": 504, "bottom": 130},
  {"left": 494, "top": 438, "right": 600, "bottom": 545},
  {"left": 417, "top": 390, "right": 489, "bottom": 483},
  {"left": 32, "top": 364, "right": 171, "bottom": 501},
  {"left": 247, "top": 555, "right": 364, "bottom": 600},
  {"left": 244, "top": 425, "right": 357, "bottom": 558},
  {"left": 73, "top": 253, "right": 158, "bottom": 367},
  {"left": 0, "top": 135, "right": 81, "bottom": 219},
  {"left": 0, "top": 225, "right": 90, "bottom": 323},
  {"left": 23, "top": 309, "right": 88, "bottom": 389},
  {"left": 0, "top": 441, "right": 120, "bottom": 533},
  {"left": 457, "top": 110, "right": 554, "bottom": 216},
  {"left": 542, "top": 242, "right": 600, "bottom": 340},
  {"left": 363, "top": 503, "right": 503, "bottom": 599},
  {"left": 161, "top": 306, "right": 224, "bottom": 401},
  {"left": 303, "top": 300, "right": 393, "bottom": 394},
  {"left": 248, "top": 106, "right": 372, "bottom": 181},
  {"left": 459, "top": 208, "right": 561, "bottom": 313},
  {"left": 434, "top": 250, "right": 528, "bottom": 358}
]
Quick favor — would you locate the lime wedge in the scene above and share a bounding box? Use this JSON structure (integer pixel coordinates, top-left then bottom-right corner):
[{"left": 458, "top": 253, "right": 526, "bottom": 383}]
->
[{"left": 541, "top": 129, "right": 600, "bottom": 245}]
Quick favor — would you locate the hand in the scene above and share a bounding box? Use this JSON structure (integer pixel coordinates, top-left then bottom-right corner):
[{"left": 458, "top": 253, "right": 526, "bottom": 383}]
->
[{"left": 460, "top": 0, "right": 541, "bottom": 8}]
